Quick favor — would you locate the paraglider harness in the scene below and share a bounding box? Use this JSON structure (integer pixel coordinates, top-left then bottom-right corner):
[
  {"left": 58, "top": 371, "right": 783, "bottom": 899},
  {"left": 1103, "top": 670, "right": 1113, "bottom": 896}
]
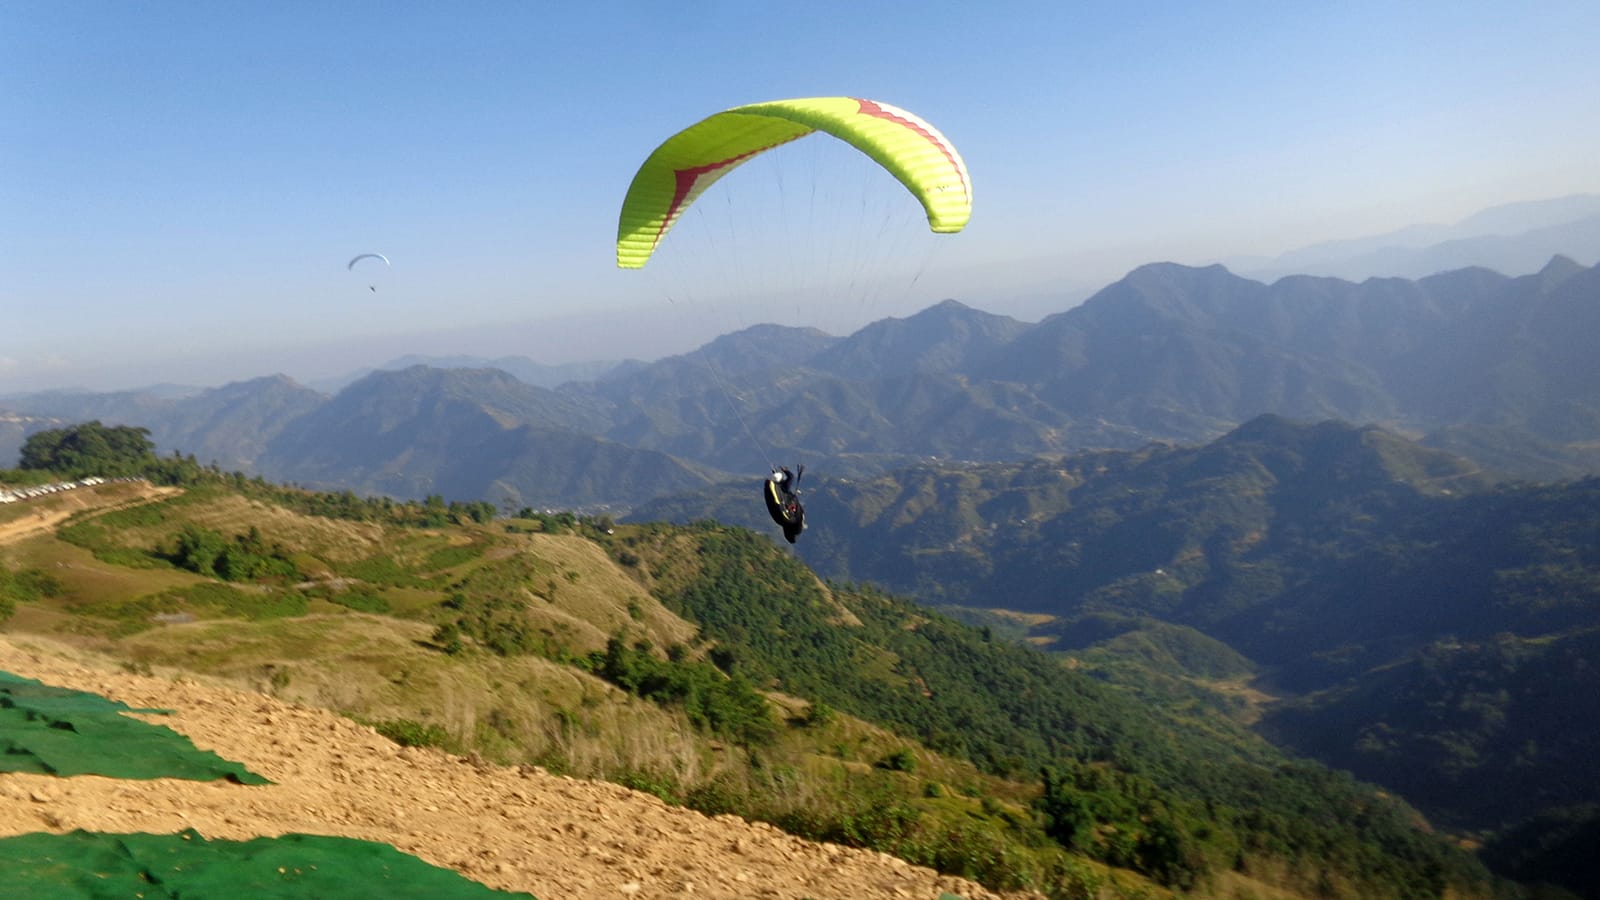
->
[{"left": 764, "top": 465, "right": 806, "bottom": 544}]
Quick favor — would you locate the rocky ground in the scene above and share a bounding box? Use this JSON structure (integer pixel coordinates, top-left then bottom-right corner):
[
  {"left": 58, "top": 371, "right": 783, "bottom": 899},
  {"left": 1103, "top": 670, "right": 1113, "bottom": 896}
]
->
[{"left": 0, "top": 635, "right": 1035, "bottom": 900}]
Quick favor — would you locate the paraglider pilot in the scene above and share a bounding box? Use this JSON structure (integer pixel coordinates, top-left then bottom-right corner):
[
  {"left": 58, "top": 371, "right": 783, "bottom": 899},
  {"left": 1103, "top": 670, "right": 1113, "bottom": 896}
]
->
[
  {"left": 773, "top": 465, "right": 802, "bottom": 502},
  {"left": 764, "top": 465, "right": 806, "bottom": 544}
]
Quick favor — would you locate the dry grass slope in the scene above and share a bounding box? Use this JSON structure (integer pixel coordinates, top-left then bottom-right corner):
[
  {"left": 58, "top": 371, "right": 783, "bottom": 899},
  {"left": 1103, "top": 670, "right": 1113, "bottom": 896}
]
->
[{"left": 0, "top": 634, "right": 1024, "bottom": 900}]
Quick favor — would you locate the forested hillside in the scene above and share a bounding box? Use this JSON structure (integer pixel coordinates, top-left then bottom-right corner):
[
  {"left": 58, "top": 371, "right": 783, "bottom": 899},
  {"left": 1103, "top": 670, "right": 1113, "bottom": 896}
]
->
[
  {"left": 0, "top": 428, "right": 1513, "bottom": 898},
  {"left": 632, "top": 416, "right": 1600, "bottom": 895}
]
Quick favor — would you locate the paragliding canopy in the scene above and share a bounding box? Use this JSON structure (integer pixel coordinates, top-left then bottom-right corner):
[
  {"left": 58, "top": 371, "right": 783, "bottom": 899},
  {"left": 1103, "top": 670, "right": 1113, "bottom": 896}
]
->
[
  {"left": 347, "top": 253, "right": 391, "bottom": 292},
  {"left": 616, "top": 97, "right": 971, "bottom": 269}
]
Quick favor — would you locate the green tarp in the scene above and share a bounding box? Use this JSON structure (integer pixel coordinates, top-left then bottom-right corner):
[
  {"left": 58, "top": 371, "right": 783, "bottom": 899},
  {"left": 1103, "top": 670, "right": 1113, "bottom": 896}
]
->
[
  {"left": 0, "top": 829, "right": 535, "bottom": 899},
  {"left": 0, "top": 670, "right": 268, "bottom": 783}
]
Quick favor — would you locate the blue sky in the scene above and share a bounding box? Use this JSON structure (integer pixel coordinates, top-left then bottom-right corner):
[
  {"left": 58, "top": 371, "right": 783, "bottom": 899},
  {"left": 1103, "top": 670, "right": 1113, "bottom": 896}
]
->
[{"left": 4, "top": 1, "right": 1599, "bottom": 392}]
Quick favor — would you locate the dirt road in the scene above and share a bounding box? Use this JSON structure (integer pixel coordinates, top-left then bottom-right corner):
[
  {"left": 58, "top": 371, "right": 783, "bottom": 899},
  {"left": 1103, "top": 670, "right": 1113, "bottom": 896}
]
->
[{"left": 0, "top": 482, "right": 179, "bottom": 547}]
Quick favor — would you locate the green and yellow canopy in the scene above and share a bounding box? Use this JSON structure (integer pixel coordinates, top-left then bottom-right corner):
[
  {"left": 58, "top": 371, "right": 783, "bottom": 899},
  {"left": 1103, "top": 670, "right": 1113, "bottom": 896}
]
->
[{"left": 617, "top": 97, "right": 972, "bottom": 269}]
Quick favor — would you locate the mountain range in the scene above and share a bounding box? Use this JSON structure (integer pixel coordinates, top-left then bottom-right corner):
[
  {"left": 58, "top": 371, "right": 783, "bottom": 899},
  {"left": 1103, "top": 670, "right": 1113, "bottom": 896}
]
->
[
  {"left": 632, "top": 414, "right": 1600, "bottom": 873},
  {"left": 5, "top": 255, "right": 1599, "bottom": 506},
  {"left": 306, "top": 353, "right": 636, "bottom": 395}
]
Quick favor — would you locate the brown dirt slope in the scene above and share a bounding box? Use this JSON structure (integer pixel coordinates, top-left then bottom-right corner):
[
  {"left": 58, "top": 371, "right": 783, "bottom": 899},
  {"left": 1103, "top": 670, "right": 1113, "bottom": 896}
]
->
[{"left": 0, "top": 635, "right": 1031, "bottom": 900}]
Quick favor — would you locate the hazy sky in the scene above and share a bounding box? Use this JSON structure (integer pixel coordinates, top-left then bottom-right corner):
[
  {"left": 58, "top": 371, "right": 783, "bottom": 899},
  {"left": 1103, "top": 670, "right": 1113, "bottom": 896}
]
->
[{"left": 5, "top": 1, "right": 1599, "bottom": 392}]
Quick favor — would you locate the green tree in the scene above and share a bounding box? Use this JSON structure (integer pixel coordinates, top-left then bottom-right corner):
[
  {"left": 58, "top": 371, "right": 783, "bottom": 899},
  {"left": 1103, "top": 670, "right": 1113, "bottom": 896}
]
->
[
  {"left": 18, "top": 421, "right": 156, "bottom": 476},
  {"left": 172, "top": 524, "right": 227, "bottom": 578},
  {"left": 1039, "top": 767, "right": 1096, "bottom": 852}
]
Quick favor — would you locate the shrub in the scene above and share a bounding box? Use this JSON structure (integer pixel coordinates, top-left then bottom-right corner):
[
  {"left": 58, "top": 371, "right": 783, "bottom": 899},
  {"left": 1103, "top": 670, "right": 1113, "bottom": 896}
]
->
[
  {"left": 327, "top": 587, "right": 390, "bottom": 614},
  {"left": 1, "top": 565, "right": 63, "bottom": 604},
  {"left": 802, "top": 701, "right": 836, "bottom": 728},
  {"left": 369, "top": 718, "right": 450, "bottom": 749},
  {"left": 878, "top": 748, "right": 918, "bottom": 773}
]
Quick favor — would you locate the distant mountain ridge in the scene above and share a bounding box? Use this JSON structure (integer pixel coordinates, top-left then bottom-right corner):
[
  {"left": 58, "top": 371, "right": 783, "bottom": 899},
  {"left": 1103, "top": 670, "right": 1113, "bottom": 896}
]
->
[
  {"left": 5, "top": 256, "right": 1599, "bottom": 504},
  {"left": 253, "top": 366, "right": 712, "bottom": 510},
  {"left": 807, "top": 299, "right": 1030, "bottom": 377},
  {"left": 1240, "top": 193, "right": 1600, "bottom": 282},
  {"left": 306, "top": 354, "right": 635, "bottom": 394},
  {"left": 1, "top": 376, "right": 326, "bottom": 473}
]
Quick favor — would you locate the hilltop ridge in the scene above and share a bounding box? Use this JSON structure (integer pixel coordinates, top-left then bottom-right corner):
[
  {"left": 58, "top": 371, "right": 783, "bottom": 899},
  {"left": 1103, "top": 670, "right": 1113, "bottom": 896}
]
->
[{"left": 0, "top": 466, "right": 1506, "bottom": 898}]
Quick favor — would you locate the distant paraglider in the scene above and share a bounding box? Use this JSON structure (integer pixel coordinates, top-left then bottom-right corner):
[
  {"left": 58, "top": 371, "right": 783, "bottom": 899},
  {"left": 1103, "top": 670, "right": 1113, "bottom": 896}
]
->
[{"left": 347, "top": 253, "right": 390, "bottom": 291}]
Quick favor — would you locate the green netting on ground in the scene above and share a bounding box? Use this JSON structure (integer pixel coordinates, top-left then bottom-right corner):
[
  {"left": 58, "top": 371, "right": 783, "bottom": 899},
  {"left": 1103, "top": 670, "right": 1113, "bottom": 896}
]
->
[
  {"left": 0, "top": 829, "right": 535, "bottom": 899},
  {"left": 0, "top": 670, "right": 268, "bottom": 783}
]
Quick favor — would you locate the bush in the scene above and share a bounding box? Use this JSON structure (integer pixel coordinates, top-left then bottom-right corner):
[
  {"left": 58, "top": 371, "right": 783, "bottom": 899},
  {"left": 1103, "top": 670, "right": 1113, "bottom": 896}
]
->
[
  {"left": 327, "top": 587, "right": 390, "bottom": 614},
  {"left": 167, "top": 524, "right": 300, "bottom": 583},
  {"left": 430, "top": 622, "right": 465, "bottom": 655},
  {"left": 163, "top": 582, "right": 307, "bottom": 620},
  {"left": 0, "top": 564, "right": 66, "bottom": 623},
  {"left": 802, "top": 701, "right": 836, "bottom": 728},
  {"left": 878, "top": 748, "right": 918, "bottom": 772},
  {"left": 685, "top": 777, "right": 747, "bottom": 817},
  {"left": 592, "top": 635, "right": 777, "bottom": 745},
  {"left": 1, "top": 565, "right": 63, "bottom": 604},
  {"left": 368, "top": 718, "right": 451, "bottom": 749},
  {"left": 424, "top": 543, "right": 483, "bottom": 570},
  {"left": 613, "top": 768, "right": 681, "bottom": 802}
]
